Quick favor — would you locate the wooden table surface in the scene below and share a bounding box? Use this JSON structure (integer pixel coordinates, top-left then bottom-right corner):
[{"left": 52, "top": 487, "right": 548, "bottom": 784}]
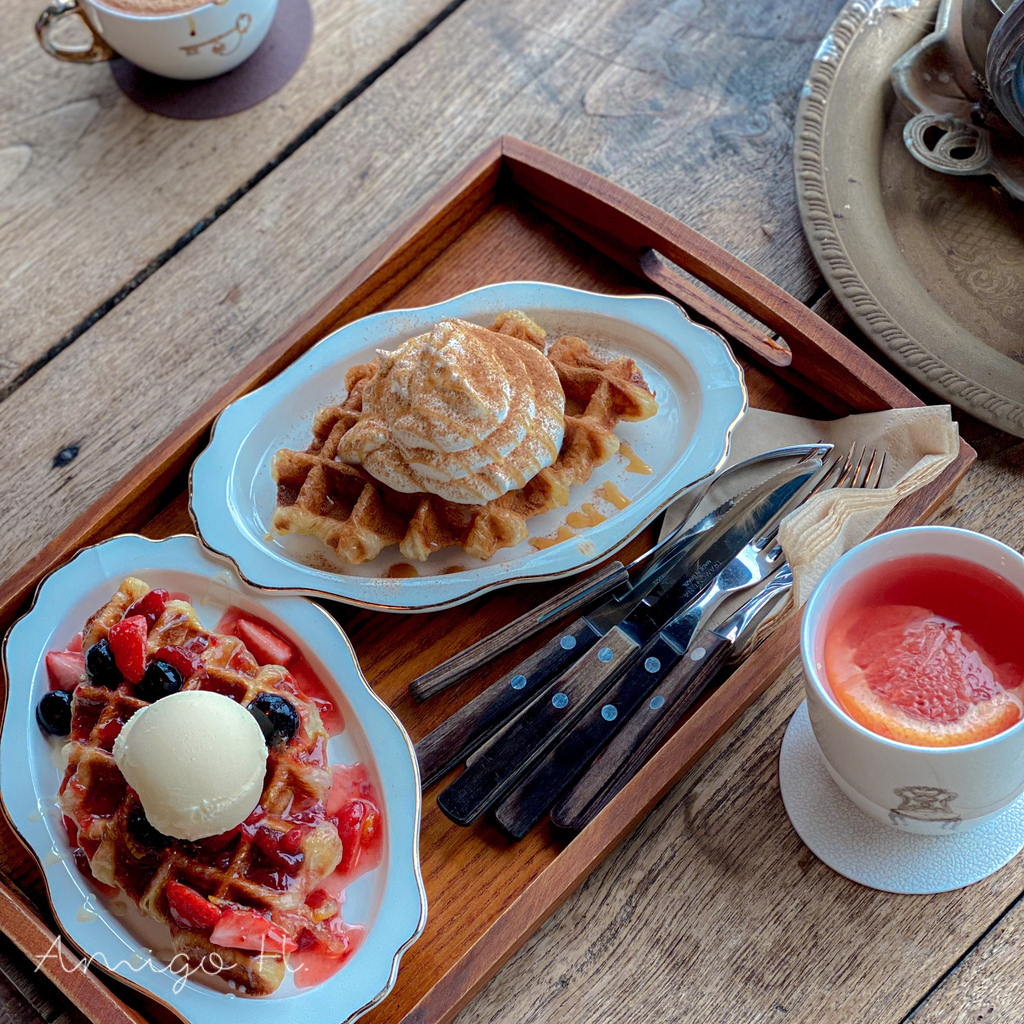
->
[{"left": 3, "top": 0, "right": 1024, "bottom": 1022}]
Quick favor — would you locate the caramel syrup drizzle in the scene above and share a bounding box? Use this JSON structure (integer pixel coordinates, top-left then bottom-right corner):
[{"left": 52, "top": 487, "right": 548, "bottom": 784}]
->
[
  {"left": 529, "top": 525, "right": 576, "bottom": 550},
  {"left": 598, "top": 481, "right": 631, "bottom": 510},
  {"left": 618, "top": 442, "right": 653, "bottom": 475},
  {"left": 385, "top": 563, "right": 419, "bottom": 579},
  {"left": 565, "top": 503, "right": 607, "bottom": 529}
]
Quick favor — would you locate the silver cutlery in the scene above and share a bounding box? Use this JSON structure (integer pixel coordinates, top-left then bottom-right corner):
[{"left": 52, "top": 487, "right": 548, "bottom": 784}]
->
[
  {"left": 409, "top": 443, "right": 832, "bottom": 703},
  {"left": 434, "top": 458, "right": 831, "bottom": 825},
  {"left": 546, "top": 446, "right": 887, "bottom": 834}
]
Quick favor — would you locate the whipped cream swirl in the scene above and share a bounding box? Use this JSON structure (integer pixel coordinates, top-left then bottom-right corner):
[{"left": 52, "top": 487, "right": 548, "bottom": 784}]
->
[{"left": 334, "top": 318, "right": 565, "bottom": 504}]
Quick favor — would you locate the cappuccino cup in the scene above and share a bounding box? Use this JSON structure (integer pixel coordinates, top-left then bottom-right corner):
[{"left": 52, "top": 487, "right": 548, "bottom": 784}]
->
[{"left": 36, "top": 0, "right": 278, "bottom": 80}]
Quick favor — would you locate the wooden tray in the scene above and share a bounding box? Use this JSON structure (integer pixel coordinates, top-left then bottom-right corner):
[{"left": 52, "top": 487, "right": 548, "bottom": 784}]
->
[{"left": 0, "top": 136, "right": 975, "bottom": 1024}]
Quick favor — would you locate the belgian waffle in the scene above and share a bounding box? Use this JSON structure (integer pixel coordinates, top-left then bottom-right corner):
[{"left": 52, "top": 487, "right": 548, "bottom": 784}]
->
[
  {"left": 270, "top": 311, "right": 659, "bottom": 564},
  {"left": 59, "top": 579, "right": 356, "bottom": 994}
]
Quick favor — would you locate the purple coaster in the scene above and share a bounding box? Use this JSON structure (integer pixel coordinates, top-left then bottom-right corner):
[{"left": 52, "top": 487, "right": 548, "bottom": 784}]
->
[{"left": 110, "top": 0, "right": 313, "bottom": 119}]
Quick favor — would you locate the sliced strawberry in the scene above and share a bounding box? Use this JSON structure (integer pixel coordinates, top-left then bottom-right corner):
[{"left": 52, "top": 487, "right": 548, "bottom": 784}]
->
[
  {"left": 279, "top": 823, "right": 311, "bottom": 855},
  {"left": 253, "top": 824, "right": 304, "bottom": 873},
  {"left": 95, "top": 718, "right": 125, "bottom": 751},
  {"left": 108, "top": 615, "right": 148, "bottom": 685},
  {"left": 236, "top": 620, "right": 293, "bottom": 667},
  {"left": 325, "top": 763, "right": 374, "bottom": 817},
  {"left": 244, "top": 804, "right": 267, "bottom": 827},
  {"left": 210, "top": 908, "right": 298, "bottom": 954},
  {"left": 126, "top": 589, "right": 169, "bottom": 628},
  {"left": 290, "top": 950, "right": 347, "bottom": 988},
  {"left": 65, "top": 633, "right": 83, "bottom": 654},
  {"left": 334, "top": 800, "right": 377, "bottom": 874},
  {"left": 167, "top": 880, "right": 223, "bottom": 934},
  {"left": 305, "top": 889, "right": 339, "bottom": 923},
  {"left": 46, "top": 651, "right": 86, "bottom": 692},
  {"left": 153, "top": 645, "right": 201, "bottom": 679}
]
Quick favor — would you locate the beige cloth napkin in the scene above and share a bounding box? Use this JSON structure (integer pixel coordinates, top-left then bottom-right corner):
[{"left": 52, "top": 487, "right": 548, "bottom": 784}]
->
[{"left": 662, "top": 404, "right": 961, "bottom": 652}]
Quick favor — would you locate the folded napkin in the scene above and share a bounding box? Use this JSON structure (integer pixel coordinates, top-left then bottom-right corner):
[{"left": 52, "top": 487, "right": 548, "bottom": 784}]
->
[{"left": 662, "top": 403, "right": 961, "bottom": 652}]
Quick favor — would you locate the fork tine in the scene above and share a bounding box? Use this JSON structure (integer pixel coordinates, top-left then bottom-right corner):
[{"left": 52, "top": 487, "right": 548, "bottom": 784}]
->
[
  {"left": 810, "top": 453, "right": 845, "bottom": 495},
  {"left": 834, "top": 446, "right": 855, "bottom": 488},
  {"left": 870, "top": 451, "right": 887, "bottom": 489},
  {"left": 849, "top": 444, "right": 869, "bottom": 488}
]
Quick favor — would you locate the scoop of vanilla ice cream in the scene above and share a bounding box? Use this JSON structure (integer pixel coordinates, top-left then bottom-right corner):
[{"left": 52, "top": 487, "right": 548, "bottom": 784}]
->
[{"left": 113, "top": 690, "right": 267, "bottom": 841}]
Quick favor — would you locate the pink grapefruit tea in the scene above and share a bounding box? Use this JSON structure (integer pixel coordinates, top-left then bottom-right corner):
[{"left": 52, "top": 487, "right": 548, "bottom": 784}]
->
[{"left": 822, "top": 553, "right": 1024, "bottom": 747}]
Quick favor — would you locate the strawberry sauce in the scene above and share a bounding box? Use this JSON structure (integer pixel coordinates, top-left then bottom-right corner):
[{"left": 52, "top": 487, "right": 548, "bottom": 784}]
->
[{"left": 214, "top": 608, "right": 345, "bottom": 735}]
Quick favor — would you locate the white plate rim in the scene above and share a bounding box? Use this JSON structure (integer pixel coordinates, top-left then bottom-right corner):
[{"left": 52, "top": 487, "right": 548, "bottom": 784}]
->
[
  {"left": 0, "top": 533, "right": 427, "bottom": 1024},
  {"left": 188, "top": 281, "right": 747, "bottom": 612}
]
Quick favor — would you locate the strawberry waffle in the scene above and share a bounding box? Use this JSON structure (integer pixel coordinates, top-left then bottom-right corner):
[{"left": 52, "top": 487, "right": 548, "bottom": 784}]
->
[{"left": 48, "top": 578, "right": 382, "bottom": 994}]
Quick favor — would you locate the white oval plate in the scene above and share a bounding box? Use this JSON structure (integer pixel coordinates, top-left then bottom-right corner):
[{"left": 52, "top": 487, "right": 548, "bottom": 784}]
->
[
  {"left": 190, "top": 282, "right": 747, "bottom": 612},
  {"left": 0, "top": 534, "right": 426, "bottom": 1024}
]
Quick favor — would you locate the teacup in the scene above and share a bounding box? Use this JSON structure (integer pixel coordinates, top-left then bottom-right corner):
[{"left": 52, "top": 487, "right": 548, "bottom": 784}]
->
[
  {"left": 800, "top": 525, "right": 1024, "bottom": 835},
  {"left": 35, "top": 0, "right": 278, "bottom": 80}
]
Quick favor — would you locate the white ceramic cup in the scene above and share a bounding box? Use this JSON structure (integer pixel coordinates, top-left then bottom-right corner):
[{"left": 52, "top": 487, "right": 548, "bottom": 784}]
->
[
  {"left": 35, "top": 0, "right": 278, "bottom": 80},
  {"left": 801, "top": 525, "right": 1024, "bottom": 835}
]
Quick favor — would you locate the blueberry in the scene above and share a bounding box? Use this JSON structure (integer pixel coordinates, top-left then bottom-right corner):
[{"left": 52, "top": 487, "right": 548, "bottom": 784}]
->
[
  {"left": 126, "top": 807, "right": 172, "bottom": 848},
  {"left": 136, "top": 660, "right": 183, "bottom": 702},
  {"left": 36, "top": 691, "right": 72, "bottom": 737},
  {"left": 248, "top": 705, "right": 275, "bottom": 745},
  {"left": 85, "top": 639, "right": 121, "bottom": 688},
  {"left": 247, "top": 694, "right": 299, "bottom": 747}
]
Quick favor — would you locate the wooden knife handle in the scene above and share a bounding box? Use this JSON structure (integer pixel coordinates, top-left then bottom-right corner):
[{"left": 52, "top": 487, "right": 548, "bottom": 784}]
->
[
  {"left": 551, "top": 627, "right": 732, "bottom": 832},
  {"left": 409, "top": 562, "right": 629, "bottom": 702},
  {"left": 436, "top": 626, "right": 642, "bottom": 826},
  {"left": 416, "top": 615, "right": 604, "bottom": 789},
  {"left": 493, "top": 631, "right": 687, "bottom": 839}
]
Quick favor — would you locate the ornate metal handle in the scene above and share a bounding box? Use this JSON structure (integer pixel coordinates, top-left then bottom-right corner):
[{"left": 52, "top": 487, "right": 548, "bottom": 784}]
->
[{"left": 36, "top": 1, "right": 116, "bottom": 63}]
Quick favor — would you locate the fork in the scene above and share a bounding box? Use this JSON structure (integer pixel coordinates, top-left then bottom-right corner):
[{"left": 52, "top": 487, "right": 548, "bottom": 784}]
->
[
  {"left": 530, "top": 447, "right": 886, "bottom": 836},
  {"left": 675, "top": 445, "right": 886, "bottom": 642}
]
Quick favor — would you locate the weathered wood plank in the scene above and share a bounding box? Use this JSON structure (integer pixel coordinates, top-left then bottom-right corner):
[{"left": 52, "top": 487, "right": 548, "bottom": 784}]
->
[
  {"left": 0, "top": 0, "right": 458, "bottom": 392},
  {"left": 0, "top": 0, "right": 845, "bottom": 581}
]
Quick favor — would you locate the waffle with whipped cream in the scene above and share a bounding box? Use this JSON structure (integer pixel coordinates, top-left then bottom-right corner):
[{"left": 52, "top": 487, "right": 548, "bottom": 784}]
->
[{"left": 269, "top": 311, "right": 659, "bottom": 564}]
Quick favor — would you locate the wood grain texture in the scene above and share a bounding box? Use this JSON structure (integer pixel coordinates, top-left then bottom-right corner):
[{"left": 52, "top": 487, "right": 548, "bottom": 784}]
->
[
  {"left": 448, "top": 646, "right": 1024, "bottom": 1024},
  {"left": 437, "top": 625, "right": 642, "bottom": 826},
  {"left": 0, "top": 883, "right": 143, "bottom": 1024},
  {"left": 0, "top": 0, "right": 847, "bottom": 583},
  {"left": 3, "top": 0, "right": 1020, "bottom": 1021},
  {"left": 451, "top": 442, "right": 1024, "bottom": 1024},
  {"left": 551, "top": 626, "right": 733, "bottom": 832},
  {"left": 0, "top": 0, "right": 456, "bottom": 386}
]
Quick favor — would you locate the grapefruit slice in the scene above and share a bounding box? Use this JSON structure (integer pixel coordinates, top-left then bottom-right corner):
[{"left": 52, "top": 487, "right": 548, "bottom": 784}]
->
[{"left": 824, "top": 604, "right": 1024, "bottom": 746}]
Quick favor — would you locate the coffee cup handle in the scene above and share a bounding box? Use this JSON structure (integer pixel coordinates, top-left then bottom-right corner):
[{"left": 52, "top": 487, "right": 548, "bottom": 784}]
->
[{"left": 36, "top": 0, "right": 116, "bottom": 62}]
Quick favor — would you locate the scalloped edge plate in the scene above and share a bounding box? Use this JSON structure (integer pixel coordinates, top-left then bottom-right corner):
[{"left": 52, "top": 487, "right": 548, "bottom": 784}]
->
[
  {"left": 0, "top": 534, "right": 426, "bottom": 1024},
  {"left": 188, "top": 282, "right": 747, "bottom": 612}
]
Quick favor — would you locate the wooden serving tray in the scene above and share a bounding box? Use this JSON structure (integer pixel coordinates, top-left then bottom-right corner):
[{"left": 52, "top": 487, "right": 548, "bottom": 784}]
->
[{"left": 0, "top": 137, "right": 975, "bottom": 1024}]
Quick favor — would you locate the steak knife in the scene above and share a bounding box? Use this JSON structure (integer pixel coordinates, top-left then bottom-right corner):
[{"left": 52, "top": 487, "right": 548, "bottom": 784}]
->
[
  {"left": 416, "top": 453, "right": 825, "bottom": 790},
  {"left": 409, "top": 442, "right": 830, "bottom": 703},
  {"left": 491, "top": 523, "right": 790, "bottom": 838},
  {"left": 550, "top": 565, "right": 795, "bottom": 833},
  {"left": 434, "top": 466, "right": 822, "bottom": 825}
]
